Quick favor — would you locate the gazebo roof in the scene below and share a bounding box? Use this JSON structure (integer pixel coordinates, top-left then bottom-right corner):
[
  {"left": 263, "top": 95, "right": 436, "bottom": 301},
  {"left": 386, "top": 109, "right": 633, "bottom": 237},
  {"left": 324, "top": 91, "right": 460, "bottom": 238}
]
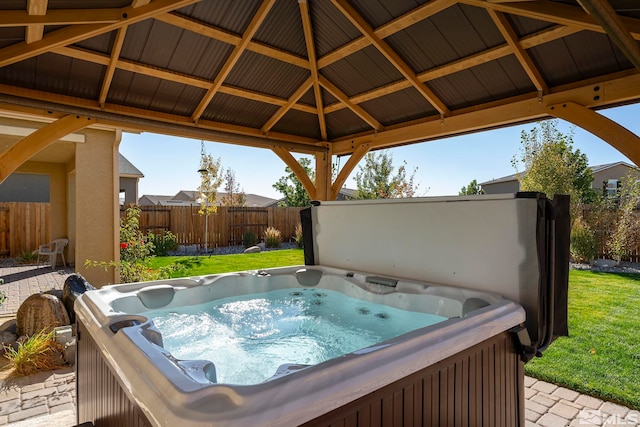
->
[{"left": 0, "top": 0, "right": 639, "bottom": 157}]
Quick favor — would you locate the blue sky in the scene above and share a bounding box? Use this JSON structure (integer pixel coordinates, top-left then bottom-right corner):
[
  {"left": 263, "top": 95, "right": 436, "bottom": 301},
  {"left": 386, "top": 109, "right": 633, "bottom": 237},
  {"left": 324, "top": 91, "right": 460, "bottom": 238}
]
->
[{"left": 119, "top": 104, "right": 638, "bottom": 200}]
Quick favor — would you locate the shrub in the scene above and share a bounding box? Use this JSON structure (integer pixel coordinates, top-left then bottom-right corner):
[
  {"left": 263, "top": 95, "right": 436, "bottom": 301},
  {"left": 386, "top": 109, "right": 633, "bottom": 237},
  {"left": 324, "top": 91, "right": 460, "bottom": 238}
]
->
[
  {"left": 147, "top": 230, "right": 178, "bottom": 256},
  {"left": 570, "top": 219, "right": 596, "bottom": 263},
  {"left": 0, "top": 290, "right": 5, "bottom": 306},
  {"left": 242, "top": 229, "right": 257, "bottom": 248},
  {"left": 294, "top": 223, "right": 304, "bottom": 249},
  {"left": 4, "top": 329, "right": 65, "bottom": 376},
  {"left": 264, "top": 227, "right": 282, "bottom": 248},
  {"left": 86, "top": 205, "right": 177, "bottom": 283}
]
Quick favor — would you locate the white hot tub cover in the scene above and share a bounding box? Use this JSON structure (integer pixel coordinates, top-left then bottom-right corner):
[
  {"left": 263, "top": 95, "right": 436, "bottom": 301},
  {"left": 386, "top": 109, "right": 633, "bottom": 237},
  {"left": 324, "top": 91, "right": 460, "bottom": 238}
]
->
[{"left": 300, "top": 192, "right": 570, "bottom": 361}]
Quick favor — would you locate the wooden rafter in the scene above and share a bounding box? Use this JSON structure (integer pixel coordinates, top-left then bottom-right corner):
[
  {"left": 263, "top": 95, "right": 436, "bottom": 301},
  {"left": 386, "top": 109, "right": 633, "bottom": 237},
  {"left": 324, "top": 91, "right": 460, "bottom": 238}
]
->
[
  {"left": 330, "top": 71, "right": 640, "bottom": 155},
  {"left": 25, "top": 0, "right": 47, "bottom": 44},
  {"left": 0, "top": 82, "right": 323, "bottom": 152},
  {"left": 318, "top": 76, "right": 381, "bottom": 131},
  {"left": 53, "top": 46, "right": 316, "bottom": 115},
  {"left": 299, "top": 0, "right": 327, "bottom": 141},
  {"left": 488, "top": 10, "right": 548, "bottom": 93},
  {"left": 261, "top": 77, "right": 314, "bottom": 134},
  {"left": 460, "top": 0, "right": 640, "bottom": 39},
  {"left": 131, "top": 0, "right": 151, "bottom": 7},
  {"left": 0, "top": 9, "right": 124, "bottom": 27},
  {"left": 99, "top": 26, "right": 127, "bottom": 108},
  {"left": 155, "top": 13, "right": 309, "bottom": 70},
  {"left": 190, "top": 0, "right": 275, "bottom": 123},
  {"left": 330, "top": 0, "right": 450, "bottom": 116},
  {"left": 324, "top": 24, "right": 580, "bottom": 115},
  {"left": 318, "top": 0, "right": 455, "bottom": 69},
  {"left": 0, "top": 0, "right": 201, "bottom": 69},
  {"left": 577, "top": 0, "right": 640, "bottom": 70}
]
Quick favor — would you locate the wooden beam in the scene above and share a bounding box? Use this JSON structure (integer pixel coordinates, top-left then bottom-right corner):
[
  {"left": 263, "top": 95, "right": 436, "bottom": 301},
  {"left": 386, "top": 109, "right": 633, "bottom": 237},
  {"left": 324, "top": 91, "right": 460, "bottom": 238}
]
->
[
  {"left": 25, "top": 0, "right": 47, "bottom": 44},
  {"left": 547, "top": 101, "right": 640, "bottom": 166},
  {"left": 331, "top": 143, "right": 370, "bottom": 200},
  {"left": 131, "top": 0, "right": 151, "bottom": 7},
  {"left": 155, "top": 13, "right": 309, "bottom": 70},
  {"left": 0, "top": 0, "right": 201, "bottom": 68},
  {"left": 0, "top": 115, "right": 92, "bottom": 184},
  {"left": 53, "top": 46, "right": 317, "bottom": 114},
  {"left": 324, "top": 24, "right": 580, "bottom": 115},
  {"left": 0, "top": 8, "right": 123, "bottom": 27},
  {"left": 330, "top": 0, "right": 450, "bottom": 116},
  {"left": 488, "top": 10, "right": 548, "bottom": 93},
  {"left": 299, "top": 0, "right": 327, "bottom": 141},
  {"left": 577, "top": 0, "right": 640, "bottom": 70},
  {"left": 99, "top": 26, "right": 127, "bottom": 108},
  {"left": 191, "top": 0, "right": 275, "bottom": 122},
  {"left": 0, "top": 82, "right": 324, "bottom": 152},
  {"left": 262, "top": 77, "right": 314, "bottom": 134},
  {"left": 318, "top": 0, "right": 455, "bottom": 69},
  {"left": 318, "top": 75, "right": 382, "bottom": 130},
  {"left": 272, "top": 146, "right": 316, "bottom": 199},
  {"left": 331, "top": 72, "right": 640, "bottom": 155},
  {"left": 459, "top": 0, "right": 640, "bottom": 40}
]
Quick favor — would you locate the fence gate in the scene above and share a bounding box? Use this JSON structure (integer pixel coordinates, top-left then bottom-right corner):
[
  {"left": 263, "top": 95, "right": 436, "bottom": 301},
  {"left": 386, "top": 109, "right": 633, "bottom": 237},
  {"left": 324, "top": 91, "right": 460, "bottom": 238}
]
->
[
  {"left": 0, "top": 207, "right": 8, "bottom": 257},
  {"left": 228, "top": 207, "right": 268, "bottom": 246}
]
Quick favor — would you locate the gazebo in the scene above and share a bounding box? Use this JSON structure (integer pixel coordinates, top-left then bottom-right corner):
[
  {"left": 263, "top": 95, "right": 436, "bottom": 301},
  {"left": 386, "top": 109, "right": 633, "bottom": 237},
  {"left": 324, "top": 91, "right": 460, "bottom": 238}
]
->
[{"left": 0, "top": 0, "right": 639, "bottom": 284}]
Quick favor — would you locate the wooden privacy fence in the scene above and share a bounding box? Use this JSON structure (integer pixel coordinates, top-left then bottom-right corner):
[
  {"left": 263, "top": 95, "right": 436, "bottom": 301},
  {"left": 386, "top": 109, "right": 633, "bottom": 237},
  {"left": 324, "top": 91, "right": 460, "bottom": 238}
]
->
[
  {"left": 0, "top": 202, "right": 50, "bottom": 257},
  {"left": 121, "top": 205, "right": 305, "bottom": 248}
]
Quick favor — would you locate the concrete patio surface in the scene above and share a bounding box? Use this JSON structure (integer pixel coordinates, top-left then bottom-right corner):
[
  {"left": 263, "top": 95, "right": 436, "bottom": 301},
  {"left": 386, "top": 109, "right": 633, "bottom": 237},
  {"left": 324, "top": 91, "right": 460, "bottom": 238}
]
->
[{"left": 0, "top": 265, "right": 637, "bottom": 426}]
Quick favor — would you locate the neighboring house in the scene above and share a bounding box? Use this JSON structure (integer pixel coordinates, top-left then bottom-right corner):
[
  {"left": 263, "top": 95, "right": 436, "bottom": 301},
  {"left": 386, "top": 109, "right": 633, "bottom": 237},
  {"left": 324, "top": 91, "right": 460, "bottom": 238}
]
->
[
  {"left": 139, "top": 190, "right": 277, "bottom": 207},
  {"left": 480, "top": 162, "right": 639, "bottom": 196},
  {"left": 0, "top": 153, "right": 143, "bottom": 204},
  {"left": 264, "top": 187, "right": 359, "bottom": 207},
  {"left": 119, "top": 153, "right": 144, "bottom": 205}
]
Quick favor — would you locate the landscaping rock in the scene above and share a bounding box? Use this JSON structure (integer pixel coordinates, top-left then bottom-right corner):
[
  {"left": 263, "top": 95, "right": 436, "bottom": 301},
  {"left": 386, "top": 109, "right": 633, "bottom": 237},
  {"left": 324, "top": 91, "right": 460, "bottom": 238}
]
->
[
  {"left": 0, "top": 330, "right": 17, "bottom": 345},
  {"left": 62, "top": 274, "right": 95, "bottom": 324},
  {"left": 244, "top": 245, "right": 261, "bottom": 254},
  {"left": 16, "top": 293, "right": 70, "bottom": 337},
  {"left": 592, "top": 259, "right": 618, "bottom": 268}
]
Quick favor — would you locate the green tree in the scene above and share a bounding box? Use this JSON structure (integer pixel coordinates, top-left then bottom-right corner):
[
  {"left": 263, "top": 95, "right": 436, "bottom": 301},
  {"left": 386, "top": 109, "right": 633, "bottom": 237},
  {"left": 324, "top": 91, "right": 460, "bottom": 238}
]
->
[
  {"left": 512, "top": 120, "right": 596, "bottom": 204},
  {"left": 355, "top": 150, "right": 419, "bottom": 199},
  {"left": 459, "top": 179, "right": 484, "bottom": 195},
  {"left": 273, "top": 157, "right": 314, "bottom": 207},
  {"left": 220, "top": 168, "right": 246, "bottom": 207}
]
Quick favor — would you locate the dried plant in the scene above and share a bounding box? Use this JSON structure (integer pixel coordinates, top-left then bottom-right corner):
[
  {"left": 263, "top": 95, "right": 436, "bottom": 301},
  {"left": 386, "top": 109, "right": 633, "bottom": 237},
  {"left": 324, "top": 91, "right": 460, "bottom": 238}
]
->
[
  {"left": 4, "top": 329, "right": 65, "bottom": 376},
  {"left": 264, "top": 227, "right": 282, "bottom": 248}
]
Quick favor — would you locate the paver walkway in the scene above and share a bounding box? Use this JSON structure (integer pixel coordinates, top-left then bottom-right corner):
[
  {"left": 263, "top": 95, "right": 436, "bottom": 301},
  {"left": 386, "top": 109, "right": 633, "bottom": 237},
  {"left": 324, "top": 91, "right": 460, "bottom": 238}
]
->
[{"left": 0, "top": 265, "right": 637, "bottom": 426}]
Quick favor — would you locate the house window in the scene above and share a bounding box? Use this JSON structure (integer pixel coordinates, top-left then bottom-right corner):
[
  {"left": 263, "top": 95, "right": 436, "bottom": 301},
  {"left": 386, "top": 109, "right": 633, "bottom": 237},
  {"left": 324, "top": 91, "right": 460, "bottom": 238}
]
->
[{"left": 606, "top": 179, "right": 620, "bottom": 197}]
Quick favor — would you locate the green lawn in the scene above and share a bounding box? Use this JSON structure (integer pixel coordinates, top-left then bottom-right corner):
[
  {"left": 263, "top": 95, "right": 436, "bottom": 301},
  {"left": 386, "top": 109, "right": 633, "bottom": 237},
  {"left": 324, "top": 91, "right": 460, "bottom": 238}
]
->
[
  {"left": 149, "top": 253, "right": 639, "bottom": 409},
  {"left": 148, "top": 249, "right": 305, "bottom": 277},
  {"left": 525, "top": 270, "right": 640, "bottom": 409}
]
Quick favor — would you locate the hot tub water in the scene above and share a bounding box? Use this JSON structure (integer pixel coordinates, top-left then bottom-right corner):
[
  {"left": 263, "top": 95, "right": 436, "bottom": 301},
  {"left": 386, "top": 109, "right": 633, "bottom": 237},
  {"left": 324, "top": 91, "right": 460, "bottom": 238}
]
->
[{"left": 147, "top": 287, "right": 447, "bottom": 385}]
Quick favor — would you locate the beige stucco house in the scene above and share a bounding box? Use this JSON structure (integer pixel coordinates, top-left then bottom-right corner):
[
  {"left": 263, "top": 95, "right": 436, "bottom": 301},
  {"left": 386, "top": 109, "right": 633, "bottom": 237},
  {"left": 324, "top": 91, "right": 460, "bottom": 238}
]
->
[{"left": 480, "top": 162, "right": 639, "bottom": 196}]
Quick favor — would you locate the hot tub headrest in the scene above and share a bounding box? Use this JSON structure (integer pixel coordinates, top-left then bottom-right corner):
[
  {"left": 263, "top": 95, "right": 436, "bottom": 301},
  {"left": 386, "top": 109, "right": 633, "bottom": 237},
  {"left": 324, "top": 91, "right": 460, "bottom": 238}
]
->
[
  {"left": 137, "top": 284, "right": 176, "bottom": 309},
  {"left": 295, "top": 268, "right": 323, "bottom": 287}
]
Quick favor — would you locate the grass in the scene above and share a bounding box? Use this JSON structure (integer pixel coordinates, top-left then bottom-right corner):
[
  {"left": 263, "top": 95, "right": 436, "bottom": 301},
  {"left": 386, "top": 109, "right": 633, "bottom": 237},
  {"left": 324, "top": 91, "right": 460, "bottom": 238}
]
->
[
  {"left": 148, "top": 249, "right": 305, "bottom": 277},
  {"left": 525, "top": 270, "right": 640, "bottom": 409}
]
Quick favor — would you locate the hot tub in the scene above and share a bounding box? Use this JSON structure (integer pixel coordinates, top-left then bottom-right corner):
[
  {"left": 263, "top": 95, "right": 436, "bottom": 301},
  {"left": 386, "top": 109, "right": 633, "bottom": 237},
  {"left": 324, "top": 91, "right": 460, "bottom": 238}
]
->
[{"left": 75, "top": 193, "right": 569, "bottom": 426}]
